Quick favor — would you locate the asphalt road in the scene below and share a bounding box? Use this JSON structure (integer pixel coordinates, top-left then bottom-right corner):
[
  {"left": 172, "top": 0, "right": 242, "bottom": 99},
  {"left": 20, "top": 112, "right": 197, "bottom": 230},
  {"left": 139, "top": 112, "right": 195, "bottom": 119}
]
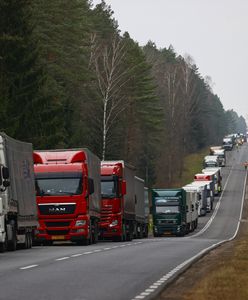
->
[{"left": 0, "top": 144, "right": 247, "bottom": 300}]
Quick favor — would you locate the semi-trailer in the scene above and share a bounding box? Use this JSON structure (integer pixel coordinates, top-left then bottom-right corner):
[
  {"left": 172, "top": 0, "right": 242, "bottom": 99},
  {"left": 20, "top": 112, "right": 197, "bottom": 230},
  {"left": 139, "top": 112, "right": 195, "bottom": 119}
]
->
[
  {"left": 100, "top": 161, "right": 136, "bottom": 241},
  {"left": 34, "top": 149, "right": 101, "bottom": 245},
  {"left": 134, "top": 176, "right": 148, "bottom": 238},
  {"left": 0, "top": 133, "right": 38, "bottom": 252}
]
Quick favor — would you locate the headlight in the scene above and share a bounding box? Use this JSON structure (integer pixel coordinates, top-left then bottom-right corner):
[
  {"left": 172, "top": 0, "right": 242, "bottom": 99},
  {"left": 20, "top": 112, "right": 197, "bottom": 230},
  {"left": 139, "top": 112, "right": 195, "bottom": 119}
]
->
[
  {"left": 109, "top": 220, "right": 118, "bottom": 227},
  {"left": 75, "top": 220, "right": 86, "bottom": 226}
]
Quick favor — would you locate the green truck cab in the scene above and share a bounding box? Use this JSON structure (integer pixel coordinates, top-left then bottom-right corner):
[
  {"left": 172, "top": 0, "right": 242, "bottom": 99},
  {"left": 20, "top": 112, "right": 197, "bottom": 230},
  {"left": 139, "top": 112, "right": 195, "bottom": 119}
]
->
[{"left": 152, "top": 189, "right": 187, "bottom": 237}]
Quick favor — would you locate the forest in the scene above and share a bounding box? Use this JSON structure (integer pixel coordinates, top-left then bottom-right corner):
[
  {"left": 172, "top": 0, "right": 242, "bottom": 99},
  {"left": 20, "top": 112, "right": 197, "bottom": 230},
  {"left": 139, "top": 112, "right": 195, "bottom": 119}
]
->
[{"left": 0, "top": 0, "right": 246, "bottom": 187}]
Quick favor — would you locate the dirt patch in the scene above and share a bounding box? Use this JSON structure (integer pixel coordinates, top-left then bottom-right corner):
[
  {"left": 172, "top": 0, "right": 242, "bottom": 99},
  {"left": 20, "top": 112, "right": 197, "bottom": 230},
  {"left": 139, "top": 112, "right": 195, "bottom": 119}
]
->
[{"left": 156, "top": 176, "right": 248, "bottom": 300}]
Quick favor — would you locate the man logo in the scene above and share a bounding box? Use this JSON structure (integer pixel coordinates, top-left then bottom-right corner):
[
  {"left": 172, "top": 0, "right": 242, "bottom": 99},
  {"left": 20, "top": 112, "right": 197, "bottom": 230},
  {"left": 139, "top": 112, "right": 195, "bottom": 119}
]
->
[{"left": 49, "top": 206, "right": 66, "bottom": 213}]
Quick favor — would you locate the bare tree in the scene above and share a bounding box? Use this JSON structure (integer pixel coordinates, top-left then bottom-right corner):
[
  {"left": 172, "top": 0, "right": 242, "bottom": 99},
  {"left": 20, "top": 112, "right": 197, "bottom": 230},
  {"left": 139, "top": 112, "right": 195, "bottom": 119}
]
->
[{"left": 90, "top": 34, "right": 131, "bottom": 160}]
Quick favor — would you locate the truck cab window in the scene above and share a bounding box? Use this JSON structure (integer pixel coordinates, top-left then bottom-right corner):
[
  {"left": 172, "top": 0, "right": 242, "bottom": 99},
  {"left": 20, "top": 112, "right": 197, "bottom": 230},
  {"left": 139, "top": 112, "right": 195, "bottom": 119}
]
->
[
  {"left": 35, "top": 173, "right": 82, "bottom": 196},
  {"left": 101, "top": 180, "right": 118, "bottom": 198}
]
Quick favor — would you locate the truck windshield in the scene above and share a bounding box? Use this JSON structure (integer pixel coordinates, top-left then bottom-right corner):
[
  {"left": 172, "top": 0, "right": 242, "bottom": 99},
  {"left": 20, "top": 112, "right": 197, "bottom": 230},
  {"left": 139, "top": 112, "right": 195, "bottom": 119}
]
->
[
  {"left": 101, "top": 180, "right": 118, "bottom": 198},
  {"left": 35, "top": 172, "right": 82, "bottom": 196},
  {"left": 156, "top": 206, "right": 179, "bottom": 214}
]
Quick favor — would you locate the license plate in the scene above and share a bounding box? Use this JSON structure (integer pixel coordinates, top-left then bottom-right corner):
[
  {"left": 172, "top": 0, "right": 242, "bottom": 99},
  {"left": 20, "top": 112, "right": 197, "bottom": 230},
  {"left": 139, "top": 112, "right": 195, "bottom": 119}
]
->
[
  {"left": 163, "top": 231, "right": 171, "bottom": 236},
  {"left": 51, "top": 235, "right": 65, "bottom": 240}
]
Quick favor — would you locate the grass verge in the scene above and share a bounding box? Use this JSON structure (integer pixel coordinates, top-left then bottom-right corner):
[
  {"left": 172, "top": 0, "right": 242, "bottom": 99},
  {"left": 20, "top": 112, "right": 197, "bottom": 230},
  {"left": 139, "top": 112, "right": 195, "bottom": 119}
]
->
[{"left": 172, "top": 148, "right": 209, "bottom": 187}]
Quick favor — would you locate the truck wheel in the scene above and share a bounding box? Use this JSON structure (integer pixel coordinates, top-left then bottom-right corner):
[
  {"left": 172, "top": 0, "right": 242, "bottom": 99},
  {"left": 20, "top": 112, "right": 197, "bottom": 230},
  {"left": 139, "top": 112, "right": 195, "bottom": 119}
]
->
[
  {"left": 8, "top": 230, "right": 17, "bottom": 251},
  {"left": 28, "top": 233, "right": 32, "bottom": 249},
  {"left": 43, "top": 240, "right": 53, "bottom": 246},
  {"left": 0, "top": 240, "right": 7, "bottom": 253},
  {"left": 127, "top": 228, "right": 134, "bottom": 241},
  {"left": 23, "top": 232, "right": 29, "bottom": 249},
  {"left": 92, "top": 221, "right": 98, "bottom": 244}
]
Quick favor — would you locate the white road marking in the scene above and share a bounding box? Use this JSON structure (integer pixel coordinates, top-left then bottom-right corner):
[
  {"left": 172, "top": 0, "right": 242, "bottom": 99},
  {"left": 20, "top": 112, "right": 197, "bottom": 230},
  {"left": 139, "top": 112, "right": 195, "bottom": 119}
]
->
[
  {"left": 55, "top": 257, "right": 70, "bottom": 261},
  {"left": 20, "top": 265, "right": 38, "bottom": 270},
  {"left": 71, "top": 253, "right": 83, "bottom": 257}
]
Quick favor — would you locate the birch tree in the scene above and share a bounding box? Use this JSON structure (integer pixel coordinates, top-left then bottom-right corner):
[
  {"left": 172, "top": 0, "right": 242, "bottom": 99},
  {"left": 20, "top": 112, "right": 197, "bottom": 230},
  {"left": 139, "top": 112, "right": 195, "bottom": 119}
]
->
[{"left": 90, "top": 34, "right": 130, "bottom": 160}]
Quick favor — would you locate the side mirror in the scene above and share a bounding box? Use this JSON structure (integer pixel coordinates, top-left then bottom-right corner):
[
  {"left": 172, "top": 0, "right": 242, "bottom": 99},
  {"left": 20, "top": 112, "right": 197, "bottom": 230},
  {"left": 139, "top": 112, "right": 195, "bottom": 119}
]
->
[
  {"left": 122, "top": 180, "right": 127, "bottom": 195},
  {"left": 88, "top": 178, "right": 94, "bottom": 195},
  {"left": 2, "top": 167, "right": 9, "bottom": 180}
]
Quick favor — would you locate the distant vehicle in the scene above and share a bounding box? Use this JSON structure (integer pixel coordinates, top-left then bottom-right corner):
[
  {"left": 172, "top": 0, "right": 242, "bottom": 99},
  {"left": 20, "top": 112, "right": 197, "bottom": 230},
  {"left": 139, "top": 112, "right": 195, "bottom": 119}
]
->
[
  {"left": 184, "top": 181, "right": 208, "bottom": 216},
  {"left": 222, "top": 137, "right": 233, "bottom": 151},
  {"left": 203, "top": 155, "right": 220, "bottom": 168},
  {"left": 0, "top": 133, "right": 38, "bottom": 252},
  {"left": 152, "top": 188, "right": 198, "bottom": 237},
  {"left": 194, "top": 174, "right": 215, "bottom": 212},
  {"left": 202, "top": 167, "right": 222, "bottom": 195},
  {"left": 210, "top": 147, "right": 226, "bottom": 167},
  {"left": 209, "top": 146, "right": 222, "bottom": 154}
]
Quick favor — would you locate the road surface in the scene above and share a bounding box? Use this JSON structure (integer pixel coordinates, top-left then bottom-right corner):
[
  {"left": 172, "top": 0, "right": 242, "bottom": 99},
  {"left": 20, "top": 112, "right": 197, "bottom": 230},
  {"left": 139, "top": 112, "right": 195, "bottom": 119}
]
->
[{"left": 0, "top": 144, "right": 247, "bottom": 300}]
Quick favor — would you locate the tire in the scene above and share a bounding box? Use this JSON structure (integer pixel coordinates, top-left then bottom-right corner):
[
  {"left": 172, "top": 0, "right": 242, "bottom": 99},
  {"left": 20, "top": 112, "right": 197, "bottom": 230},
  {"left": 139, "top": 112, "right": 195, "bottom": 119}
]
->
[
  {"left": 92, "top": 221, "right": 98, "bottom": 244},
  {"left": 8, "top": 231, "right": 17, "bottom": 251},
  {"left": 0, "top": 240, "right": 7, "bottom": 253},
  {"left": 43, "top": 240, "right": 53, "bottom": 246},
  {"left": 22, "top": 232, "right": 29, "bottom": 249},
  {"left": 28, "top": 233, "right": 32, "bottom": 249}
]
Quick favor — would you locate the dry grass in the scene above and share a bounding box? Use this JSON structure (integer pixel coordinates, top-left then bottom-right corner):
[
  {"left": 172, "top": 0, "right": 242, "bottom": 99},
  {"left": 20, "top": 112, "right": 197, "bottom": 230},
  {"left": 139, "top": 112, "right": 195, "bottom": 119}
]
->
[
  {"left": 183, "top": 236, "right": 248, "bottom": 300},
  {"left": 172, "top": 148, "right": 209, "bottom": 187}
]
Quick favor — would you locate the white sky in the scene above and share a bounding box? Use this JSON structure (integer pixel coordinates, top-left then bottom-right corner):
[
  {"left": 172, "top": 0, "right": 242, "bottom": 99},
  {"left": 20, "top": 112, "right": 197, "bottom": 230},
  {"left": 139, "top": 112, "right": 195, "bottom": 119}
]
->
[{"left": 92, "top": 0, "right": 248, "bottom": 119}]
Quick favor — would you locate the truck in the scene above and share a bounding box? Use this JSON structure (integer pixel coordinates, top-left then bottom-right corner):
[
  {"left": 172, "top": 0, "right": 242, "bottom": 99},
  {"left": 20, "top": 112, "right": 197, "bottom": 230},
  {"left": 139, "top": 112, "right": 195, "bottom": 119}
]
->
[
  {"left": 222, "top": 137, "right": 233, "bottom": 151},
  {"left": 202, "top": 167, "right": 222, "bottom": 195},
  {"left": 134, "top": 176, "right": 149, "bottom": 238},
  {"left": 0, "top": 133, "right": 38, "bottom": 252},
  {"left": 194, "top": 174, "right": 214, "bottom": 212},
  {"left": 210, "top": 147, "right": 226, "bottom": 167},
  {"left": 203, "top": 155, "right": 220, "bottom": 168},
  {"left": 33, "top": 149, "right": 101, "bottom": 245},
  {"left": 183, "top": 182, "right": 207, "bottom": 216},
  {"left": 152, "top": 188, "right": 197, "bottom": 237},
  {"left": 100, "top": 161, "right": 135, "bottom": 241}
]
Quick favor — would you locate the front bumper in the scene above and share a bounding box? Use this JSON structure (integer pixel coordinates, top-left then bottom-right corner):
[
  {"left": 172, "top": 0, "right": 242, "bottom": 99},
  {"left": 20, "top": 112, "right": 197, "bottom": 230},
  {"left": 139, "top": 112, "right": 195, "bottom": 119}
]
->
[{"left": 153, "top": 225, "right": 183, "bottom": 236}]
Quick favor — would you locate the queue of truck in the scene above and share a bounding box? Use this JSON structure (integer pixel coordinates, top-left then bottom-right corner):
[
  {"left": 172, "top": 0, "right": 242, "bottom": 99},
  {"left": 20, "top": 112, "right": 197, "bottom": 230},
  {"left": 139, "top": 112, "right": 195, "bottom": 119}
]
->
[
  {"left": 0, "top": 131, "right": 246, "bottom": 252},
  {"left": 152, "top": 132, "right": 247, "bottom": 237},
  {"left": 0, "top": 133, "right": 150, "bottom": 252},
  {"left": 151, "top": 139, "right": 233, "bottom": 237}
]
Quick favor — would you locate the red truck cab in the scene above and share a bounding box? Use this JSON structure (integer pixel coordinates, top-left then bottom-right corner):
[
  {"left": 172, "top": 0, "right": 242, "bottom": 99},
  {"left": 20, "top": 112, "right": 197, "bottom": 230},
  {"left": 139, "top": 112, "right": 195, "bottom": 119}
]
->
[
  {"left": 100, "top": 161, "right": 135, "bottom": 241},
  {"left": 34, "top": 149, "right": 101, "bottom": 245}
]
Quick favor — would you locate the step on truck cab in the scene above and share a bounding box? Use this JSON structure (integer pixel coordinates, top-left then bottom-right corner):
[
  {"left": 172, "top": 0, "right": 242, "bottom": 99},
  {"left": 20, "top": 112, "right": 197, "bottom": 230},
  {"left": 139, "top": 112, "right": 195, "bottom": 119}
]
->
[
  {"left": 152, "top": 188, "right": 197, "bottom": 237},
  {"left": 0, "top": 132, "right": 38, "bottom": 252},
  {"left": 100, "top": 161, "right": 135, "bottom": 241},
  {"left": 34, "top": 149, "right": 101, "bottom": 245}
]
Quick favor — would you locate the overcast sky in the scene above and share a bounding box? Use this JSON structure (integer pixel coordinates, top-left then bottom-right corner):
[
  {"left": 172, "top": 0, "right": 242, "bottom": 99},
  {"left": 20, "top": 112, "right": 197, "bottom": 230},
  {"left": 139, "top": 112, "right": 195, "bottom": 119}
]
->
[{"left": 92, "top": 0, "right": 248, "bottom": 119}]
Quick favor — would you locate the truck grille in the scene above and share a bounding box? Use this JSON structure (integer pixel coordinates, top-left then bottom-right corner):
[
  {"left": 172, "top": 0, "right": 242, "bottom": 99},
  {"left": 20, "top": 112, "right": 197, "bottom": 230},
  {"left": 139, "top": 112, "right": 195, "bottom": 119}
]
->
[
  {"left": 45, "top": 221, "right": 70, "bottom": 228},
  {"left": 158, "top": 219, "right": 177, "bottom": 225},
  {"left": 101, "top": 205, "right": 112, "bottom": 222},
  {"left": 47, "top": 230, "right": 69, "bottom": 235},
  {"left": 39, "top": 203, "right": 76, "bottom": 215}
]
